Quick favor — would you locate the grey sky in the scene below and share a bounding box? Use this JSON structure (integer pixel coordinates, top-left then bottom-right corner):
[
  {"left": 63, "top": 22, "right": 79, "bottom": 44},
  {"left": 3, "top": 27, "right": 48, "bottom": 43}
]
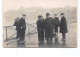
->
[{"left": 3, "top": 0, "right": 77, "bottom": 12}]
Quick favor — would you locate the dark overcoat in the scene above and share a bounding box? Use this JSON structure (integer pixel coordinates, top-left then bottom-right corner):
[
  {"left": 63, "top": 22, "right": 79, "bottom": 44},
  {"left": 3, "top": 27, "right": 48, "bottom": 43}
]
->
[
  {"left": 19, "top": 18, "right": 26, "bottom": 30},
  {"left": 60, "top": 16, "right": 68, "bottom": 33},
  {"left": 19, "top": 18, "right": 26, "bottom": 40},
  {"left": 37, "top": 19, "right": 44, "bottom": 41},
  {"left": 14, "top": 20, "right": 20, "bottom": 30},
  {"left": 14, "top": 19, "right": 21, "bottom": 38},
  {"left": 44, "top": 17, "right": 54, "bottom": 38},
  {"left": 53, "top": 17, "right": 60, "bottom": 32}
]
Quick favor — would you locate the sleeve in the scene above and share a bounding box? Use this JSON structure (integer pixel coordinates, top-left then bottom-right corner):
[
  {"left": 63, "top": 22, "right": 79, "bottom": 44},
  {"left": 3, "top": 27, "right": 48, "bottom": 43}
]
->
[
  {"left": 43, "top": 20, "right": 46, "bottom": 29},
  {"left": 57, "top": 17, "right": 60, "bottom": 26},
  {"left": 61, "top": 17, "right": 67, "bottom": 27},
  {"left": 14, "top": 21, "right": 16, "bottom": 26},
  {"left": 23, "top": 20, "right": 26, "bottom": 30},
  {"left": 19, "top": 19, "right": 22, "bottom": 27}
]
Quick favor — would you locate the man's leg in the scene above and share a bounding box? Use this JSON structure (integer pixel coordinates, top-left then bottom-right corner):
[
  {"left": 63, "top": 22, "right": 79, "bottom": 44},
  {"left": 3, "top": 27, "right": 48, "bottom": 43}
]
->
[
  {"left": 20, "top": 29, "right": 25, "bottom": 43},
  {"left": 16, "top": 30, "right": 19, "bottom": 39},
  {"left": 50, "top": 38, "right": 53, "bottom": 44},
  {"left": 47, "top": 38, "right": 49, "bottom": 44},
  {"left": 22, "top": 29, "right": 25, "bottom": 41},
  {"left": 62, "top": 33, "right": 66, "bottom": 45},
  {"left": 55, "top": 32, "right": 58, "bottom": 44},
  {"left": 41, "top": 31, "right": 44, "bottom": 44}
]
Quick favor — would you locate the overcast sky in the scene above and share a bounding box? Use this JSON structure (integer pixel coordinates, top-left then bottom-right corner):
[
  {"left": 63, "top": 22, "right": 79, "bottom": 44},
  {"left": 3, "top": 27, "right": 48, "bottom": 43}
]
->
[{"left": 3, "top": 0, "right": 77, "bottom": 12}]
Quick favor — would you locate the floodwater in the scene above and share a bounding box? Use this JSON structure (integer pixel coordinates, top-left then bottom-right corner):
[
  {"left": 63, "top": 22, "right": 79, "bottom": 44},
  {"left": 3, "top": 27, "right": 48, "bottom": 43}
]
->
[{"left": 3, "top": 20, "right": 77, "bottom": 48}]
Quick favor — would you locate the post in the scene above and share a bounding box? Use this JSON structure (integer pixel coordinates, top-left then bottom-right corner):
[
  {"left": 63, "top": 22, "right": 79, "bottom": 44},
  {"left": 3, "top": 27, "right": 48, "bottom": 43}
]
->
[
  {"left": 28, "top": 24, "right": 30, "bottom": 42},
  {"left": 6, "top": 26, "right": 7, "bottom": 40}
]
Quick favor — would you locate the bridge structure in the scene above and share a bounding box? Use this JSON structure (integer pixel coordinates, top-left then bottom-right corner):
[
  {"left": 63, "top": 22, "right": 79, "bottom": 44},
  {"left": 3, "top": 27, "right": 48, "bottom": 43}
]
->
[
  {"left": 3, "top": 22, "right": 75, "bottom": 48},
  {"left": 3, "top": 23, "right": 38, "bottom": 47}
]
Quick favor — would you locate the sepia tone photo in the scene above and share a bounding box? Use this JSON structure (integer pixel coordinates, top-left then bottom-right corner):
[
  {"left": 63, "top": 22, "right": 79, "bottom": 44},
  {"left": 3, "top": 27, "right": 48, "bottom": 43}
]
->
[{"left": 3, "top": 0, "right": 77, "bottom": 48}]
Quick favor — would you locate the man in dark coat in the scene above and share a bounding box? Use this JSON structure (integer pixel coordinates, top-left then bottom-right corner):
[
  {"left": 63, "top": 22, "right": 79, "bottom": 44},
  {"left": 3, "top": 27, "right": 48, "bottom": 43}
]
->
[
  {"left": 19, "top": 14, "right": 26, "bottom": 43},
  {"left": 14, "top": 17, "right": 21, "bottom": 39},
  {"left": 60, "top": 13, "right": 68, "bottom": 45},
  {"left": 36, "top": 15, "right": 44, "bottom": 45},
  {"left": 53, "top": 14, "right": 60, "bottom": 44},
  {"left": 44, "top": 13, "right": 54, "bottom": 44}
]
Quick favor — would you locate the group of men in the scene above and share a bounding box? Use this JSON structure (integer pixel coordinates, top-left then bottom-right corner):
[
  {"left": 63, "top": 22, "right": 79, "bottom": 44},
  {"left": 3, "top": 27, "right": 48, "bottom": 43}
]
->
[
  {"left": 37, "top": 13, "right": 68, "bottom": 45},
  {"left": 14, "top": 14, "right": 26, "bottom": 43},
  {"left": 14, "top": 13, "right": 68, "bottom": 45}
]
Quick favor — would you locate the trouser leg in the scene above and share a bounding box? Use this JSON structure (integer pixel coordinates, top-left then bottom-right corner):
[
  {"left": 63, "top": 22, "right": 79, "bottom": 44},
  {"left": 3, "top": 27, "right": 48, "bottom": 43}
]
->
[
  {"left": 55, "top": 32, "right": 58, "bottom": 44},
  {"left": 16, "top": 30, "right": 19, "bottom": 38},
  {"left": 20, "top": 29, "right": 25, "bottom": 41},
  {"left": 62, "top": 33, "right": 66, "bottom": 45},
  {"left": 50, "top": 38, "right": 53, "bottom": 44},
  {"left": 62, "top": 33, "right": 65, "bottom": 39},
  {"left": 38, "top": 32, "right": 41, "bottom": 44},
  {"left": 47, "top": 38, "right": 49, "bottom": 44},
  {"left": 22, "top": 30, "right": 25, "bottom": 40}
]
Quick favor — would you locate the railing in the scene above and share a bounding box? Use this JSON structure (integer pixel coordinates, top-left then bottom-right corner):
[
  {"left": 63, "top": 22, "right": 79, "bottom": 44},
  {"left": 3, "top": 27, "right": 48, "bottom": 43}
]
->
[{"left": 3, "top": 23, "right": 37, "bottom": 42}]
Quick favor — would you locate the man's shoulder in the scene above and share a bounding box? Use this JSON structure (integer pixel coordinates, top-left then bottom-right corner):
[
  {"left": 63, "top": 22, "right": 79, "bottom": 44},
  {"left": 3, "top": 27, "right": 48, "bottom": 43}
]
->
[
  {"left": 19, "top": 18, "right": 22, "bottom": 20},
  {"left": 62, "top": 16, "right": 66, "bottom": 19},
  {"left": 54, "top": 17, "right": 59, "bottom": 19},
  {"left": 20, "top": 18, "right": 25, "bottom": 21}
]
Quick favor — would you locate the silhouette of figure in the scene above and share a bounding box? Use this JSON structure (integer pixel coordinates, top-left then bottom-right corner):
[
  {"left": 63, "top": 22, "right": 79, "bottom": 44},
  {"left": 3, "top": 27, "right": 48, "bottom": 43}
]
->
[
  {"left": 37, "top": 15, "right": 45, "bottom": 45},
  {"left": 14, "top": 17, "right": 20, "bottom": 39},
  {"left": 60, "top": 13, "right": 68, "bottom": 45},
  {"left": 53, "top": 14, "right": 60, "bottom": 44},
  {"left": 19, "top": 14, "right": 26, "bottom": 43},
  {"left": 44, "top": 13, "right": 54, "bottom": 44}
]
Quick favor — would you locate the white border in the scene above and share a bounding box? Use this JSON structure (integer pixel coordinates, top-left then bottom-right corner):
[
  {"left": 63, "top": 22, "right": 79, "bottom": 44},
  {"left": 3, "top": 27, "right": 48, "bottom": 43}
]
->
[{"left": 0, "top": 0, "right": 80, "bottom": 57}]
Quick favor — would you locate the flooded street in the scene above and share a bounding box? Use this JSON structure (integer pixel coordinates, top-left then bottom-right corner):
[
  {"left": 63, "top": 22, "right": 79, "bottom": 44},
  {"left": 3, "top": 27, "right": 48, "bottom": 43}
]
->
[{"left": 3, "top": 21, "right": 77, "bottom": 48}]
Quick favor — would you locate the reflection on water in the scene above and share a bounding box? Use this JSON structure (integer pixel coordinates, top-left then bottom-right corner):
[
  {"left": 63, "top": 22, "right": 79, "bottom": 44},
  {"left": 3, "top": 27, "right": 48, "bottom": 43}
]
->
[{"left": 3, "top": 22, "right": 77, "bottom": 48}]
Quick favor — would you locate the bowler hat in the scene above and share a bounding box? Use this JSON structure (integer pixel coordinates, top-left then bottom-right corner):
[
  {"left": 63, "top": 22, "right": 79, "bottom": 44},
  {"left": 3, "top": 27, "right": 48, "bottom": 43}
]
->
[
  {"left": 22, "top": 14, "right": 26, "bottom": 16},
  {"left": 38, "top": 15, "right": 42, "bottom": 18},
  {"left": 61, "top": 13, "right": 64, "bottom": 15},
  {"left": 46, "top": 13, "right": 50, "bottom": 16},
  {"left": 54, "top": 14, "right": 57, "bottom": 16}
]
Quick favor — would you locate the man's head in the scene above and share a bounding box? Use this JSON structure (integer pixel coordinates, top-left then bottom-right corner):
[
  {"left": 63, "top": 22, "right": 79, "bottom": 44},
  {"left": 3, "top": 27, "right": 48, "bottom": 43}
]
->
[
  {"left": 60, "top": 13, "right": 64, "bottom": 17},
  {"left": 54, "top": 14, "right": 57, "bottom": 17},
  {"left": 22, "top": 14, "right": 26, "bottom": 19},
  {"left": 46, "top": 13, "right": 50, "bottom": 18},
  {"left": 38, "top": 15, "right": 43, "bottom": 20}
]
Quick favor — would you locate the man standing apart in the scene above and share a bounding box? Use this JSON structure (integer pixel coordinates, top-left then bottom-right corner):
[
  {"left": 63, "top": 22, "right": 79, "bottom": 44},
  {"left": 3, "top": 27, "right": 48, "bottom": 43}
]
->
[{"left": 60, "top": 13, "right": 68, "bottom": 45}]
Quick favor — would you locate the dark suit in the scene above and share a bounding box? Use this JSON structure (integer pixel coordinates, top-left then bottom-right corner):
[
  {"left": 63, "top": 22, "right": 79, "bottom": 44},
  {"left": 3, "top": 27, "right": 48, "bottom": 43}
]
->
[
  {"left": 53, "top": 17, "right": 59, "bottom": 32},
  {"left": 14, "top": 19, "right": 21, "bottom": 38},
  {"left": 60, "top": 16, "right": 68, "bottom": 40},
  {"left": 37, "top": 19, "right": 44, "bottom": 44},
  {"left": 44, "top": 17, "right": 54, "bottom": 44},
  {"left": 53, "top": 17, "right": 60, "bottom": 43},
  {"left": 19, "top": 18, "right": 26, "bottom": 41}
]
